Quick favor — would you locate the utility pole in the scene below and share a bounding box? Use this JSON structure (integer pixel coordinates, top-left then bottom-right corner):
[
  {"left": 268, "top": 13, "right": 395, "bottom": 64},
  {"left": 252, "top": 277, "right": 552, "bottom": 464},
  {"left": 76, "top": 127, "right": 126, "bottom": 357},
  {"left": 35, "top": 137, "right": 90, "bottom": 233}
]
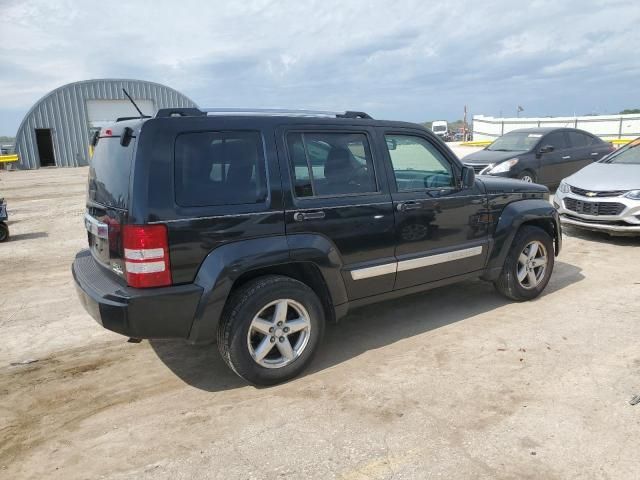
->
[{"left": 463, "top": 105, "right": 468, "bottom": 141}]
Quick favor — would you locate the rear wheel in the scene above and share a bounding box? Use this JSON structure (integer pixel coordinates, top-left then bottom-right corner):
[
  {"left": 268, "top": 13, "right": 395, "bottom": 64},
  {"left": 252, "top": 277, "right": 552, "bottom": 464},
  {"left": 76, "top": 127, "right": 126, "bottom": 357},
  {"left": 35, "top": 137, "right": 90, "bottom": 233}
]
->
[
  {"left": 218, "top": 275, "right": 325, "bottom": 385},
  {"left": 517, "top": 170, "right": 536, "bottom": 183},
  {"left": 0, "top": 223, "right": 8, "bottom": 242},
  {"left": 494, "top": 225, "right": 554, "bottom": 301}
]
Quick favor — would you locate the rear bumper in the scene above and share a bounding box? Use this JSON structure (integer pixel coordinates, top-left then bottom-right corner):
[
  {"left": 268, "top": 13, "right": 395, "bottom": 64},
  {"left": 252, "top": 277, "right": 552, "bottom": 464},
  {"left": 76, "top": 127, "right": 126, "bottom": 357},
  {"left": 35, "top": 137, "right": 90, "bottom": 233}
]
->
[{"left": 72, "top": 250, "right": 203, "bottom": 339}]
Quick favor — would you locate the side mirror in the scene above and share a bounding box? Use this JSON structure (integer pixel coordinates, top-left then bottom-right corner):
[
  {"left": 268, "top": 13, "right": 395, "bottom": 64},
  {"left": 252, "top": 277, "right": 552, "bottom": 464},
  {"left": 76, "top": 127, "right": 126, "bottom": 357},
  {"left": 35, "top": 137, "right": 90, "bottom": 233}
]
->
[
  {"left": 461, "top": 165, "right": 475, "bottom": 189},
  {"left": 539, "top": 144, "right": 554, "bottom": 155}
]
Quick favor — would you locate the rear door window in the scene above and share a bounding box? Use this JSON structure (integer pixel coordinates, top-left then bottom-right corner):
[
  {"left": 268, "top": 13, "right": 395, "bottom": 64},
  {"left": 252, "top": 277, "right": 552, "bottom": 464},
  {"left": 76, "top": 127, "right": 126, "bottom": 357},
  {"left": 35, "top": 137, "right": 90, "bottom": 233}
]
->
[
  {"left": 286, "top": 132, "right": 377, "bottom": 197},
  {"left": 174, "top": 131, "right": 267, "bottom": 207},
  {"left": 568, "top": 132, "right": 592, "bottom": 148}
]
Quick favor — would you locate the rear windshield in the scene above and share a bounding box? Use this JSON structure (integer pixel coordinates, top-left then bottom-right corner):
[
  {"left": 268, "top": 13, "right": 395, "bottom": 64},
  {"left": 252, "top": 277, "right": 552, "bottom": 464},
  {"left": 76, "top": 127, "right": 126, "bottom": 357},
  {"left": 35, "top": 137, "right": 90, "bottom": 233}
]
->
[
  {"left": 174, "top": 131, "right": 267, "bottom": 207},
  {"left": 87, "top": 137, "right": 135, "bottom": 209}
]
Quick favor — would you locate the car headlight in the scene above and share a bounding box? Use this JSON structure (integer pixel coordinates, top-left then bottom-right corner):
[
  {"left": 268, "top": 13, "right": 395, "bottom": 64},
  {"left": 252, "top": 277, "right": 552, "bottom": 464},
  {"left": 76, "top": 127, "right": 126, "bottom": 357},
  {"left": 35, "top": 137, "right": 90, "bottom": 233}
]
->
[
  {"left": 479, "top": 163, "right": 495, "bottom": 175},
  {"left": 624, "top": 190, "right": 640, "bottom": 200},
  {"left": 558, "top": 181, "right": 571, "bottom": 193},
  {"left": 488, "top": 158, "right": 518, "bottom": 174}
]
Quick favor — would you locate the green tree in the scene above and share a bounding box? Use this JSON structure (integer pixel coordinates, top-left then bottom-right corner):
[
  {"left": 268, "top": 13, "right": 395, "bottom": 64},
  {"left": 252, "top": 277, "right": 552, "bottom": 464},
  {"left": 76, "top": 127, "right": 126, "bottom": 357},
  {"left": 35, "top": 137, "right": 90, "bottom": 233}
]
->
[{"left": 620, "top": 109, "right": 640, "bottom": 114}]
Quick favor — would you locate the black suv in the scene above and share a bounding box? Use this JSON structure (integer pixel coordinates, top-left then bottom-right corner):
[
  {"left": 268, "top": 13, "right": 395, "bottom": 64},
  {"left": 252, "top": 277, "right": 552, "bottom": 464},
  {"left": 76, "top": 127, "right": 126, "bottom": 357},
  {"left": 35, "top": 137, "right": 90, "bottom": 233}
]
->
[
  {"left": 462, "top": 127, "right": 615, "bottom": 186},
  {"left": 73, "top": 108, "right": 561, "bottom": 385}
]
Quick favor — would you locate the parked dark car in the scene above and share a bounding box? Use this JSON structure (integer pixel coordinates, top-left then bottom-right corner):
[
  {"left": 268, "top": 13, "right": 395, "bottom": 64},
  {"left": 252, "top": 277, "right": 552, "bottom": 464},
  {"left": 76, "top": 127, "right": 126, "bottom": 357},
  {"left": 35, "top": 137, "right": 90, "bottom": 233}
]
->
[
  {"left": 462, "top": 127, "right": 615, "bottom": 186},
  {"left": 73, "top": 108, "right": 561, "bottom": 385}
]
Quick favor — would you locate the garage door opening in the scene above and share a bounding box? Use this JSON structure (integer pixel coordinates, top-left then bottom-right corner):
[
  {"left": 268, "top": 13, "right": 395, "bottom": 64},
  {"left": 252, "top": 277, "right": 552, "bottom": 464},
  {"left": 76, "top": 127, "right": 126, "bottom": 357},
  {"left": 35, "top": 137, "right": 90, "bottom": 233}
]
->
[{"left": 35, "top": 129, "right": 56, "bottom": 167}]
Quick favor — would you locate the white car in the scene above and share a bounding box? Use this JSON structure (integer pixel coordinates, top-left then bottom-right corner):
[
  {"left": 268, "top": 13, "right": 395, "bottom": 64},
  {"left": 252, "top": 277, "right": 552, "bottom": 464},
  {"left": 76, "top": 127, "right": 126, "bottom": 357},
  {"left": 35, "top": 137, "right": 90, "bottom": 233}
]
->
[{"left": 555, "top": 138, "right": 640, "bottom": 235}]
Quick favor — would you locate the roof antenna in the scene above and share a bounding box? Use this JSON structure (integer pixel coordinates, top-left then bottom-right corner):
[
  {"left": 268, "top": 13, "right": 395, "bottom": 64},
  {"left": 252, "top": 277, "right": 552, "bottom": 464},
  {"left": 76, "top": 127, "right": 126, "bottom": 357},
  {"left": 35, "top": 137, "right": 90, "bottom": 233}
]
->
[{"left": 122, "top": 88, "right": 145, "bottom": 117}]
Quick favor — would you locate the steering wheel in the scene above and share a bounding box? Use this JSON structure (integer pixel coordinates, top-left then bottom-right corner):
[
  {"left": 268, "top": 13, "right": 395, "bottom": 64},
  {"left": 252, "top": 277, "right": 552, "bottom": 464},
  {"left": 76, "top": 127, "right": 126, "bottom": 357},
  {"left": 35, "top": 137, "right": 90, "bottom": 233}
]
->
[{"left": 425, "top": 172, "right": 450, "bottom": 188}]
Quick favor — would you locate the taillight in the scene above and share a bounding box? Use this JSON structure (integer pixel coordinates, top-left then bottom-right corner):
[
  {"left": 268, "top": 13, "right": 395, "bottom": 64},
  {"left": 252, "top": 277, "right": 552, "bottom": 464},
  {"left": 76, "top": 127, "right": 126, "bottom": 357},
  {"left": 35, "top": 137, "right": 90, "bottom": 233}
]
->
[{"left": 122, "top": 224, "right": 172, "bottom": 288}]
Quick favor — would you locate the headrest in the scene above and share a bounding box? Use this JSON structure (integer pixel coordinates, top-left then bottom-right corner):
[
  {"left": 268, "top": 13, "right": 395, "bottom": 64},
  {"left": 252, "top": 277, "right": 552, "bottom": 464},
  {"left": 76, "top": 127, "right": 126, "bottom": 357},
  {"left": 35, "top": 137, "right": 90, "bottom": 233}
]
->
[{"left": 324, "top": 146, "right": 352, "bottom": 181}]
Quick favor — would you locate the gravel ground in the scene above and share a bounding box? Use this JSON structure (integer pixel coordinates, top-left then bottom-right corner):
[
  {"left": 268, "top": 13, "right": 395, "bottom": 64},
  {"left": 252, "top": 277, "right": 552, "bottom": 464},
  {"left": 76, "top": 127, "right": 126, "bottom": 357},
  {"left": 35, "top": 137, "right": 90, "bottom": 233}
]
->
[{"left": 1, "top": 149, "right": 639, "bottom": 479}]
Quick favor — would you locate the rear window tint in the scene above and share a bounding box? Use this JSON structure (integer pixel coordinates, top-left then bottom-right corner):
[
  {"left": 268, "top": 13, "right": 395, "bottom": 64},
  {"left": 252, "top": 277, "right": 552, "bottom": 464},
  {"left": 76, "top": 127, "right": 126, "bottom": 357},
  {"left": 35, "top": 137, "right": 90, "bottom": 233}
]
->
[
  {"left": 568, "top": 132, "right": 592, "bottom": 148},
  {"left": 174, "top": 131, "right": 267, "bottom": 207},
  {"left": 88, "top": 137, "right": 134, "bottom": 209}
]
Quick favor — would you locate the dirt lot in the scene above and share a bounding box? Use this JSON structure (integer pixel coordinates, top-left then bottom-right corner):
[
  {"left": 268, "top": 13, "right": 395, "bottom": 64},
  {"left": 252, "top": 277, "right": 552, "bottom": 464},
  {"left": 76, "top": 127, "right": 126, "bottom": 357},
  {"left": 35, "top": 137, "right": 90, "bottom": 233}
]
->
[{"left": 1, "top": 155, "right": 639, "bottom": 479}]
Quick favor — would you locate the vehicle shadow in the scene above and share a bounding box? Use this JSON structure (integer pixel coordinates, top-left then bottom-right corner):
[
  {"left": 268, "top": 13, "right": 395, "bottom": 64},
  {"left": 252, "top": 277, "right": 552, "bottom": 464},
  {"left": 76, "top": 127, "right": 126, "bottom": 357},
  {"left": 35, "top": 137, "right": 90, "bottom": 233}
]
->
[
  {"left": 2, "top": 231, "right": 48, "bottom": 242},
  {"left": 562, "top": 226, "right": 640, "bottom": 246},
  {"left": 149, "top": 339, "right": 243, "bottom": 391},
  {"left": 150, "top": 260, "right": 584, "bottom": 392}
]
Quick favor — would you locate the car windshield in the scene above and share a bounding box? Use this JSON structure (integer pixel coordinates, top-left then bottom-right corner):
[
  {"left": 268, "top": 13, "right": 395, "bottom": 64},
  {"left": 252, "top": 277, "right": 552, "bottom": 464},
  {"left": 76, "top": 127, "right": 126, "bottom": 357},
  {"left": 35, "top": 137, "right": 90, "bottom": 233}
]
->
[
  {"left": 602, "top": 138, "right": 640, "bottom": 165},
  {"left": 486, "top": 132, "right": 541, "bottom": 152},
  {"left": 433, "top": 126, "right": 446, "bottom": 132}
]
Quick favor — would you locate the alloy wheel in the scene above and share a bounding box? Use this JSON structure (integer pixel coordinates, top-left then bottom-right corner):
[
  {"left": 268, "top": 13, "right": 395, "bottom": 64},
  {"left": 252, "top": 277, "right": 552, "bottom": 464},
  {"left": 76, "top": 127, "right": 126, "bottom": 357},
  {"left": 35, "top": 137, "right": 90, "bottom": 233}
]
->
[
  {"left": 516, "top": 240, "right": 548, "bottom": 289},
  {"left": 247, "top": 299, "right": 312, "bottom": 369}
]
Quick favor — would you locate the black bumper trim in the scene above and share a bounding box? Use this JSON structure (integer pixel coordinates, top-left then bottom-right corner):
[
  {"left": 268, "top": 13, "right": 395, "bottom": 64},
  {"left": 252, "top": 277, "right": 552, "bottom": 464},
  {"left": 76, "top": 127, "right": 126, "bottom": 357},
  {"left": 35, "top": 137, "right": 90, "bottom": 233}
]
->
[{"left": 72, "top": 250, "right": 203, "bottom": 339}]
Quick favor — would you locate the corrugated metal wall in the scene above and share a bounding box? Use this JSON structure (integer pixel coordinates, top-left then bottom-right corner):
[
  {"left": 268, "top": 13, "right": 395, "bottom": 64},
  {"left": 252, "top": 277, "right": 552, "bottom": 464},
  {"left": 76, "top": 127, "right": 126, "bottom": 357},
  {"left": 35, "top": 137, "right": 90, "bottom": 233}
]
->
[{"left": 15, "top": 79, "right": 197, "bottom": 169}]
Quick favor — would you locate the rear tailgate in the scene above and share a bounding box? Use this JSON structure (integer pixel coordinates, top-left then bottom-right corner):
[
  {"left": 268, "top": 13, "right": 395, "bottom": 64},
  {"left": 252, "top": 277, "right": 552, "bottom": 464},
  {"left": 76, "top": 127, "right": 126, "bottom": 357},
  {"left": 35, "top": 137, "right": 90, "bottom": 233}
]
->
[{"left": 85, "top": 125, "right": 137, "bottom": 278}]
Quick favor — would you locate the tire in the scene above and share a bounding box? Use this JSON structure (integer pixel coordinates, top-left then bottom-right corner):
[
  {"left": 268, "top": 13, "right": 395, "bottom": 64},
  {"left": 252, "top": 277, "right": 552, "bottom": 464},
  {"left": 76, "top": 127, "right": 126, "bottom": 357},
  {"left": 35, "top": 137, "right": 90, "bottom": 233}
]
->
[
  {"left": 494, "top": 225, "right": 554, "bottom": 301},
  {"left": 0, "top": 223, "right": 8, "bottom": 242},
  {"left": 517, "top": 170, "right": 536, "bottom": 183},
  {"left": 217, "top": 275, "right": 325, "bottom": 386}
]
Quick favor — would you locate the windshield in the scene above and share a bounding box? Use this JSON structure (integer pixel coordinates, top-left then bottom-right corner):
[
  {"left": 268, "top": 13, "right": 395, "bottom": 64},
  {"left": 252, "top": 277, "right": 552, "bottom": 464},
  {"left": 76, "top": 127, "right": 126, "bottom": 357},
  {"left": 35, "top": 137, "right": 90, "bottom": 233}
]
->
[
  {"left": 602, "top": 138, "right": 640, "bottom": 165},
  {"left": 487, "top": 132, "right": 541, "bottom": 152},
  {"left": 432, "top": 125, "right": 446, "bottom": 132}
]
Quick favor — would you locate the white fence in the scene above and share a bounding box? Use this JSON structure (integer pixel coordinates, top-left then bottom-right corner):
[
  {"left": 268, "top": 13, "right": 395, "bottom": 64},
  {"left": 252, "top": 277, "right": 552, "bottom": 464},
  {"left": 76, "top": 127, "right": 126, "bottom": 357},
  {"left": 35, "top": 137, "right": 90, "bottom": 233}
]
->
[{"left": 472, "top": 114, "right": 640, "bottom": 141}]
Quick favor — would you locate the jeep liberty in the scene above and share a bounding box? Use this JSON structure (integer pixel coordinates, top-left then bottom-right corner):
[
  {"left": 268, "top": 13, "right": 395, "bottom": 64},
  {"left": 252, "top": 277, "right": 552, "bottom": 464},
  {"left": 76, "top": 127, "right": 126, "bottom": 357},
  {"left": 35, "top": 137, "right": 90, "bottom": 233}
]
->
[{"left": 73, "top": 108, "right": 561, "bottom": 385}]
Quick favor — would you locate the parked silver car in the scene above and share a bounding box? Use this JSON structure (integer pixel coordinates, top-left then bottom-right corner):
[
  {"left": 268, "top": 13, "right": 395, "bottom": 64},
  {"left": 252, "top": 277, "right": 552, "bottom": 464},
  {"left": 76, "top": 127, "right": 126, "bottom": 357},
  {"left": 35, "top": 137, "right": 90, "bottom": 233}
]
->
[{"left": 555, "top": 138, "right": 640, "bottom": 235}]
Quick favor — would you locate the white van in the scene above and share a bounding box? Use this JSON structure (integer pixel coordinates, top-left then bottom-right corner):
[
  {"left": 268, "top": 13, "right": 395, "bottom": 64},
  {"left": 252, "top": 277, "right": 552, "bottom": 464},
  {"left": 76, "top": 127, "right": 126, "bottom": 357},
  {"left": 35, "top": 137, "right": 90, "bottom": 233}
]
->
[{"left": 431, "top": 120, "right": 449, "bottom": 141}]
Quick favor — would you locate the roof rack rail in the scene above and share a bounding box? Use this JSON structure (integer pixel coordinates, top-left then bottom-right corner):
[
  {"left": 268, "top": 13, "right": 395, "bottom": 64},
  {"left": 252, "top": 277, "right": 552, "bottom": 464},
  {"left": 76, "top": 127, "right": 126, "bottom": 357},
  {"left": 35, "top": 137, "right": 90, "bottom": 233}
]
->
[
  {"left": 200, "top": 108, "right": 342, "bottom": 117},
  {"left": 337, "top": 111, "right": 373, "bottom": 119},
  {"left": 155, "top": 108, "right": 206, "bottom": 118},
  {"left": 155, "top": 107, "right": 374, "bottom": 119}
]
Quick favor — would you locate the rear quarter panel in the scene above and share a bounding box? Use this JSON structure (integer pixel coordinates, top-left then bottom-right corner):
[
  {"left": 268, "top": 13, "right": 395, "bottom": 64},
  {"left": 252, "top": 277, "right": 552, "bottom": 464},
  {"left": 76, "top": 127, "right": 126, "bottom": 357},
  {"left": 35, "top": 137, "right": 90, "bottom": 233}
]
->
[{"left": 131, "top": 117, "right": 286, "bottom": 284}]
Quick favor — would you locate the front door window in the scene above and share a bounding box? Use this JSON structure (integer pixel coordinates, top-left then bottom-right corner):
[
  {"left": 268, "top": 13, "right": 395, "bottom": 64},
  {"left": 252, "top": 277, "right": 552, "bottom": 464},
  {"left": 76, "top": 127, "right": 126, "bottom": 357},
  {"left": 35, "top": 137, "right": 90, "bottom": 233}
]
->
[{"left": 385, "top": 134, "right": 455, "bottom": 191}]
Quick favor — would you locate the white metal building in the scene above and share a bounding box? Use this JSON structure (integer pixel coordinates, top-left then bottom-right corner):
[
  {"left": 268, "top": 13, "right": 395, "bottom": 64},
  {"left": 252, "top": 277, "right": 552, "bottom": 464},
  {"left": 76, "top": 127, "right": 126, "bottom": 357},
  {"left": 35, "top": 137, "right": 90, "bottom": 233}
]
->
[{"left": 14, "top": 79, "right": 197, "bottom": 169}]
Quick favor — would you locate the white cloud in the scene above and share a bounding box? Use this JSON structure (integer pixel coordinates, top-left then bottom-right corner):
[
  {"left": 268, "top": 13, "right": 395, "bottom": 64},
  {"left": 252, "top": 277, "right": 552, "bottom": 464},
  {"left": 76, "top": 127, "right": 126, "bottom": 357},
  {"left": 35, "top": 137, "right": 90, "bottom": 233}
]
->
[{"left": 0, "top": 0, "right": 639, "bottom": 134}]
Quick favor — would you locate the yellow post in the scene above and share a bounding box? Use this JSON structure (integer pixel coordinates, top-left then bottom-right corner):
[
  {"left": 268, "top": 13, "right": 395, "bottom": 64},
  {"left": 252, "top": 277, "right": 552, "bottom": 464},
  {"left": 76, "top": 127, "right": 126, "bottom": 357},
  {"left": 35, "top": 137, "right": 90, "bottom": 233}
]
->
[{"left": 0, "top": 154, "right": 19, "bottom": 164}]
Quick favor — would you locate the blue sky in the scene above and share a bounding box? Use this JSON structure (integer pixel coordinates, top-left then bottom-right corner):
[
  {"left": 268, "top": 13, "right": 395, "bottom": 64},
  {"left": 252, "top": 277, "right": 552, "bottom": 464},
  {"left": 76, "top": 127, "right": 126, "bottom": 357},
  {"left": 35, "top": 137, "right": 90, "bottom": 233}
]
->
[{"left": 1, "top": 0, "right": 639, "bottom": 135}]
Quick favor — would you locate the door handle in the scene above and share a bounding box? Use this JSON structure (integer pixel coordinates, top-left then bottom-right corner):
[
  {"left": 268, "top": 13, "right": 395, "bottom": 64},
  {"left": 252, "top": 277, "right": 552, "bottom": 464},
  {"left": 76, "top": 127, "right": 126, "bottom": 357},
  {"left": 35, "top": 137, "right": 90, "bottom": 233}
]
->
[
  {"left": 562, "top": 155, "right": 571, "bottom": 160},
  {"left": 590, "top": 152, "right": 600, "bottom": 156},
  {"left": 397, "top": 201, "right": 422, "bottom": 212},
  {"left": 293, "top": 211, "right": 325, "bottom": 222}
]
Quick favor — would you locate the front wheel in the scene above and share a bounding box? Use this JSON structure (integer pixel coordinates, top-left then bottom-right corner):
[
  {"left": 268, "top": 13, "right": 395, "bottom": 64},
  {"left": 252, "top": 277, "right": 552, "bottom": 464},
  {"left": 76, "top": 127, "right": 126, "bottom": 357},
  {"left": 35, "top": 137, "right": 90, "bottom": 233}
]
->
[
  {"left": 517, "top": 170, "right": 536, "bottom": 183},
  {"left": 494, "top": 225, "right": 554, "bottom": 301},
  {"left": 218, "top": 275, "right": 325, "bottom": 385},
  {"left": 0, "top": 223, "right": 8, "bottom": 242}
]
